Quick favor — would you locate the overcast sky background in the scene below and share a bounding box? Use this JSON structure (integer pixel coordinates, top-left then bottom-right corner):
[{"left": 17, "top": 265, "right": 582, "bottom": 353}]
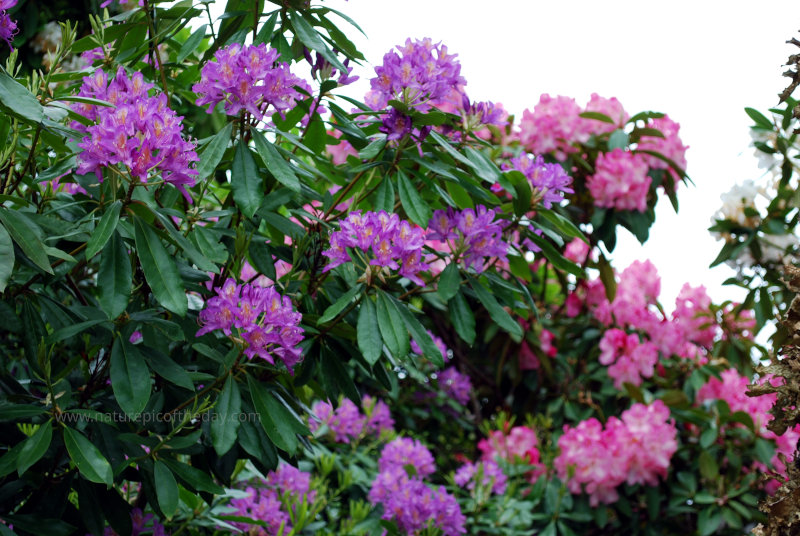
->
[{"left": 319, "top": 0, "right": 800, "bottom": 310}]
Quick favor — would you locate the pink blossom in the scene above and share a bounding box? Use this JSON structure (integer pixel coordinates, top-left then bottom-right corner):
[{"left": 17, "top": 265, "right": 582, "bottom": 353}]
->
[
  {"left": 587, "top": 148, "right": 651, "bottom": 212},
  {"left": 672, "top": 283, "right": 718, "bottom": 348},
  {"left": 518, "top": 94, "right": 589, "bottom": 159},
  {"left": 637, "top": 115, "right": 688, "bottom": 189},
  {"left": 584, "top": 93, "right": 629, "bottom": 135},
  {"left": 563, "top": 237, "right": 590, "bottom": 264},
  {"left": 598, "top": 328, "right": 658, "bottom": 389}
]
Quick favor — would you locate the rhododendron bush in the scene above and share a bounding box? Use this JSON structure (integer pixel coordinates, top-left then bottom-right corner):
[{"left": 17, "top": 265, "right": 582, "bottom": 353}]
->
[{"left": 0, "top": 1, "right": 795, "bottom": 535}]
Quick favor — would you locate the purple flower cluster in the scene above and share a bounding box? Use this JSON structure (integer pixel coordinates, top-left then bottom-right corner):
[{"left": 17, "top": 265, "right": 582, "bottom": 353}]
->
[
  {"left": 366, "top": 37, "right": 465, "bottom": 113},
  {"left": 196, "top": 278, "right": 304, "bottom": 371},
  {"left": 309, "top": 395, "right": 394, "bottom": 443},
  {"left": 322, "top": 211, "right": 429, "bottom": 285},
  {"left": 437, "top": 367, "right": 472, "bottom": 406},
  {"left": 507, "top": 154, "right": 574, "bottom": 209},
  {"left": 229, "top": 464, "right": 314, "bottom": 535},
  {"left": 0, "top": 1, "right": 17, "bottom": 49},
  {"left": 453, "top": 460, "right": 507, "bottom": 495},
  {"left": 369, "top": 438, "right": 466, "bottom": 535},
  {"left": 72, "top": 68, "right": 199, "bottom": 200},
  {"left": 92, "top": 508, "right": 168, "bottom": 536},
  {"left": 193, "top": 43, "right": 310, "bottom": 120},
  {"left": 304, "top": 49, "right": 359, "bottom": 86},
  {"left": 428, "top": 206, "right": 508, "bottom": 272}
]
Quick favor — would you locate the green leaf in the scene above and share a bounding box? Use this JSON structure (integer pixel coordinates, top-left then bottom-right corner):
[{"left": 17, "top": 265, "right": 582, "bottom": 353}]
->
[
  {"left": 699, "top": 427, "right": 718, "bottom": 449},
  {"left": 319, "top": 348, "right": 360, "bottom": 404},
  {"left": 579, "top": 111, "right": 615, "bottom": 124},
  {"left": 211, "top": 375, "right": 242, "bottom": 456},
  {"left": 176, "top": 24, "right": 207, "bottom": 63},
  {"left": 162, "top": 458, "right": 224, "bottom": 495},
  {"left": 196, "top": 123, "right": 232, "bottom": 180},
  {"left": 448, "top": 291, "right": 476, "bottom": 345},
  {"left": 537, "top": 208, "right": 587, "bottom": 243},
  {"left": 17, "top": 420, "right": 52, "bottom": 475},
  {"left": 231, "top": 140, "right": 262, "bottom": 219},
  {"left": 63, "top": 427, "right": 113, "bottom": 485},
  {"left": 251, "top": 129, "right": 301, "bottom": 193},
  {"left": 607, "top": 129, "right": 629, "bottom": 150},
  {"left": 0, "top": 404, "right": 47, "bottom": 422},
  {"left": 142, "top": 349, "right": 194, "bottom": 391},
  {"left": 152, "top": 210, "right": 218, "bottom": 273},
  {"left": 98, "top": 232, "right": 132, "bottom": 319},
  {"left": 374, "top": 176, "right": 395, "bottom": 212},
  {"left": 47, "top": 319, "right": 109, "bottom": 343},
  {"left": 397, "top": 171, "right": 430, "bottom": 227},
  {"left": 154, "top": 460, "right": 179, "bottom": 519},
  {"left": 698, "top": 507, "right": 722, "bottom": 536},
  {"left": 376, "top": 291, "right": 409, "bottom": 359},
  {"left": 110, "top": 338, "right": 151, "bottom": 417},
  {"left": 0, "top": 209, "right": 52, "bottom": 274},
  {"left": 247, "top": 375, "right": 299, "bottom": 454},
  {"left": 134, "top": 217, "right": 187, "bottom": 316},
  {"left": 470, "top": 279, "right": 523, "bottom": 338},
  {"left": 86, "top": 201, "right": 122, "bottom": 260},
  {"left": 745, "top": 107, "right": 773, "bottom": 129},
  {"left": 0, "top": 66, "right": 44, "bottom": 124},
  {"left": 318, "top": 285, "right": 363, "bottom": 324},
  {"left": 357, "top": 297, "right": 382, "bottom": 365},
  {"left": 358, "top": 137, "right": 386, "bottom": 159},
  {"left": 437, "top": 262, "right": 460, "bottom": 302},
  {"left": 290, "top": 13, "right": 346, "bottom": 73},
  {"left": 528, "top": 232, "right": 582, "bottom": 276},
  {"left": 698, "top": 450, "right": 719, "bottom": 480},
  {"left": 0, "top": 222, "right": 13, "bottom": 292},
  {"left": 394, "top": 300, "right": 444, "bottom": 368}
]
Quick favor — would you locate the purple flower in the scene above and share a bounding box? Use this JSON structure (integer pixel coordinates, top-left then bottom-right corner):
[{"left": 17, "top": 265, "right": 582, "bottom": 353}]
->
[
  {"left": 379, "top": 108, "right": 413, "bottom": 142},
  {"left": 438, "top": 367, "right": 472, "bottom": 406},
  {"left": 427, "top": 206, "right": 508, "bottom": 272},
  {"left": 378, "top": 437, "right": 436, "bottom": 478},
  {"left": 267, "top": 464, "right": 316, "bottom": 503},
  {"left": 0, "top": 1, "right": 18, "bottom": 50},
  {"left": 323, "top": 211, "right": 429, "bottom": 285},
  {"left": 71, "top": 68, "right": 199, "bottom": 201},
  {"left": 196, "top": 279, "right": 304, "bottom": 372},
  {"left": 309, "top": 395, "right": 394, "bottom": 443},
  {"left": 507, "top": 154, "right": 574, "bottom": 209},
  {"left": 454, "top": 460, "right": 507, "bottom": 495},
  {"left": 229, "top": 486, "right": 290, "bottom": 535},
  {"left": 193, "top": 43, "right": 310, "bottom": 121},
  {"left": 363, "top": 395, "right": 394, "bottom": 435}
]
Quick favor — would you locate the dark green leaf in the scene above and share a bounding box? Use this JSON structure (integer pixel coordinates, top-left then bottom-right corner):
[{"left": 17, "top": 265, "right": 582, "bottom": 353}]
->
[
  {"left": 0, "top": 222, "right": 13, "bottom": 292},
  {"left": 437, "top": 262, "right": 460, "bottom": 302},
  {"left": 528, "top": 232, "right": 582, "bottom": 276},
  {"left": 176, "top": 24, "right": 207, "bottom": 63},
  {"left": 358, "top": 137, "right": 386, "bottom": 160},
  {"left": 745, "top": 107, "right": 773, "bottom": 129},
  {"left": 0, "top": 404, "right": 47, "bottom": 421},
  {"left": 152, "top": 210, "right": 218, "bottom": 273},
  {"left": 470, "top": 279, "right": 523, "bottom": 338},
  {"left": 290, "top": 13, "right": 347, "bottom": 72},
  {"left": 16, "top": 419, "right": 52, "bottom": 475},
  {"left": 110, "top": 338, "right": 151, "bottom": 417},
  {"left": 63, "top": 427, "right": 113, "bottom": 485},
  {"left": 318, "top": 285, "right": 363, "bottom": 324},
  {"left": 397, "top": 171, "right": 430, "bottom": 227},
  {"left": 357, "top": 297, "right": 382, "bottom": 365},
  {"left": 0, "top": 209, "right": 52, "bottom": 274},
  {"left": 537, "top": 208, "right": 587, "bottom": 243},
  {"left": 394, "top": 300, "right": 443, "bottom": 368},
  {"left": 98, "top": 232, "right": 132, "bottom": 319},
  {"left": 142, "top": 349, "right": 194, "bottom": 391},
  {"left": 579, "top": 111, "right": 615, "bottom": 124},
  {"left": 134, "top": 218, "right": 187, "bottom": 316},
  {"left": 162, "top": 458, "right": 224, "bottom": 495},
  {"left": 47, "top": 319, "right": 109, "bottom": 343},
  {"left": 154, "top": 460, "right": 179, "bottom": 518},
  {"left": 248, "top": 240, "right": 276, "bottom": 282},
  {"left": 231, "top": 140, "right": 262, "bottom": 219},
  {"left": 448, "top": 291, "right": 476, "bottom": 345},
  {"left": 86, "top": 201, "right": 122, "bottom": 260},
  {"left": 247, "top": 375, "right": 299, "bottom": 454},
  {"left": 374, "top": 176, "right": 394, "bottom": 213},
  {"left": 211, "top": 375, "right": 242, "bottom": 456},
  {"left": 698, "top": 450, "right": 719, "bottom": 480},
  {"left": 376, "top": 291, "right": 409, "bottom": 358},
  {"left": 196, "top": 123, "right": 232, "bottom": 180},
  {"left": 0, "top": 66, "right": 43, "bottom": 124},
  {"left": 251, "top": 129, "right": 301, "bottom": 193}
]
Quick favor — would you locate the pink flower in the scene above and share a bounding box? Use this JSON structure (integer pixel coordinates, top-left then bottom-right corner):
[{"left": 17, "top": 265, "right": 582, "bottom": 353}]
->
[
  {"left": 587, "top": 148, "right": 651, "bottom": 212},
  {"left": 637, "top": 115, "right": 688, "bottom": 189},
  {"left": 518, "top": 94, "right": 589, "bottom": 159},
  {"left": 598, "top": 328, "right": 658, "bottom": 389},
  {"left": 584, "top": 93, "right": 629, "bottom": 135}
]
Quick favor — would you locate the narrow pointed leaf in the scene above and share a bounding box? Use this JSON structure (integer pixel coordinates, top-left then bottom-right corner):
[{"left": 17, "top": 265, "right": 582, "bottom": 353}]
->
[
  {"left": 154, "top": 460, "right": 179, "bottom": 518},
  {"left": 251, "top": 129, "right": 301, "bottom": 192},
  {"left": 437, "top": 262, "right": 460, "bottom": 301},
  {"left": 318, "top": 285, "right": 363, "bottom": 325},
  {"left": 110, "top": 338, "right": 151, "bottom": 417},
  {"left": 196, "top": 123, "right": 232, "bottom": 179},
  {"left": 0, "top": 222, "right": 13, "bottom": 292},
  {"left": 63, "top": 427, "right": 113, "bottom": 485},
  {"left": 376, "top": 291, "right": 409, "bottom": 358},
  {"left": 211, "top": 375, "right": 241, "bottom": 456},
  {"left": 357, "top": 297, "right": 382, "bottom": 365},
  {"left": 86, "top": 201, "right": 121, "bottom": 259},
  {"left": 0, "top": 209, "right": 52, "bottom": 274},
  {"left": 231, "top": 140, "right": 262, "bottom": 219},
  {"left": 17, "top": 420, "right": 52, "bottom": 475},
  {"left": 470, "top": 279, "right": 523, "bottom": 338},
  {"left": 448, "top": 290, "right": 476, "bottom": 345},
  {"left": 247, "top": 375, "right": 298, "bottom": 454},
  {"left": 98, "top": 231, "right": 132, "bottom": 319},
  {"left": 134, "top": 218, "right": 187, "bottom": 316},
  {"left": 397, "top": 171, "right": 430, "bottom": 226}
]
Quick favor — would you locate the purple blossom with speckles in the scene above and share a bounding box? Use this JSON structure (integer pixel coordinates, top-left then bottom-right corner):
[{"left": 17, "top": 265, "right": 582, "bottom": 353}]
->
[
  {"left": 507, "top": 154, "right": 573, "bottom": 208},
  {"left": 378, "top": 437, "right": 436, "bottom": 478},
  {"left": 309, "top": 395, "right": 394, "bottom": 443},
  {"left": 196, "top": 278, "right": 304, "bottom": 371},
  {"left": 193, "top": 43, "right": 310, "bottom": 120},
  {"left": 438, "top": 366, "right": 472, "bottom": 406},
  {"left": 427, "top": 206, "right": 508, "bottom": 272},
  {"left": 453, "top": 460, "right": 507, "bottom": 495}
]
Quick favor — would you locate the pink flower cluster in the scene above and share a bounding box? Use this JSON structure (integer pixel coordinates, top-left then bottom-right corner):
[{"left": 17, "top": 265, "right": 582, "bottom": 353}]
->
[
  {"left": 229, "top": 464, "right": 314, "bottom": 535},
  {"left": 366, "top": 37, "right": 465, "bottom": 113},
  {"left": 428, "top": 206, "right": 508, "bottom": 272},
  {"left": 478, "top": 425, "right": 544, "bottom": 482},
  {"left": 193, "top": 43, "right": 310, "bottom": 120},
  {"left": 0, "top": 0, "right": 17, "bottom": 49},
  {"left": 517, "top": 93, "right": 629, "bottom": 160},
  {"left": 586, "top": 149, "right": 651, "bottom": 212},
  {"left": 555, "top": 401, "right": 677, "bottom": 506},
  {"left": 309, "top": 395, "right": 394, "bottom": 443},
  {"left": 598, "top": 329, "right": 658, "bottom": 389},
  {"left": 196, "top": 278, "right": 304, "bottom": 371},
  {"left": 507, "top": 154, "right": 574, "bottom": 209},
  {"left": 323, "top": 210, "right": 429, "bottom": 285},
  {"left": 637, "top": 115, "right": 688, "bottom": 188},
  {"left": 369, "top": 437, "right": 466, "bottom": 535},
  {"left": 454, "top": 460, "right": 507, "bottom": 495},
  {"left": 72, "top": 68, "right": 199, "bottom": 200}
]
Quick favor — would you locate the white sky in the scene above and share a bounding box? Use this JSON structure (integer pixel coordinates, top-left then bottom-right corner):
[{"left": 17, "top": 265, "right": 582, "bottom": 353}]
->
[{"left": 322, "top": 0, "right": 799, "bottom": 310}]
